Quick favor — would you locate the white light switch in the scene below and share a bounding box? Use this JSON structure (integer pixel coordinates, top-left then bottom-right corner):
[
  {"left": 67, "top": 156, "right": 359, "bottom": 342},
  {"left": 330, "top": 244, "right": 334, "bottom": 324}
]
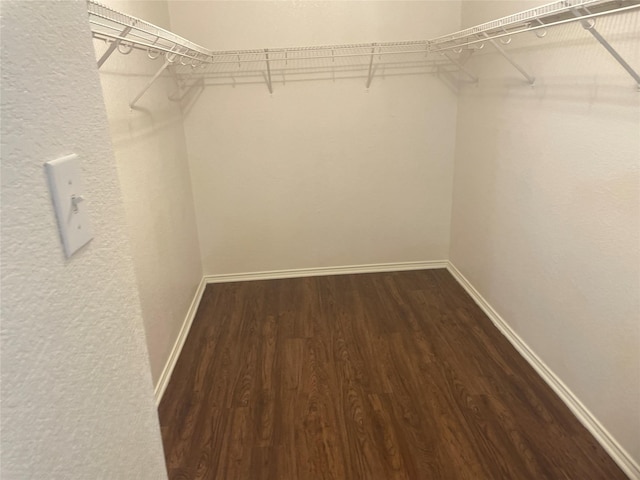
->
[{"left": 45, "top": 154, "right": 93, "bottom": 257}]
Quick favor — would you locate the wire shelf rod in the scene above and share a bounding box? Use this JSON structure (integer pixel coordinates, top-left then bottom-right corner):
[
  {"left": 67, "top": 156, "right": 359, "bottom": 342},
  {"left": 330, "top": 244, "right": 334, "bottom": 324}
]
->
[
  {"left": 93, "top": 34, "right": 432, "bottom": 65},
  {"left": 428, "top": 3, "right": 640, "bottom": 52},
  {"left": 428, "top": 0, "right": 606, "bottom": 45},
  {"left": 88, "top": 4, "right": 210, "bottom": 56},
  {"left": 89, "top": 0, "right": 639, "bottom": 67},
  {"left": 93, "top": 1, "right": 639, "bottom": 69},
  {"left": 89, "top": 22, "right": 211, "bottom": 61}
]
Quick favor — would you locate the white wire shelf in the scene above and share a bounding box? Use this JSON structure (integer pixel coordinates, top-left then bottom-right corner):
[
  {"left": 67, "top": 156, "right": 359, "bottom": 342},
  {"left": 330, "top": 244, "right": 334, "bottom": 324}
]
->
[
  {"left": 87, "top": 0, "right": 640, "bottom": 104},
  {"left": 89, "top": 0, "right": 638, "bottom": 63}
]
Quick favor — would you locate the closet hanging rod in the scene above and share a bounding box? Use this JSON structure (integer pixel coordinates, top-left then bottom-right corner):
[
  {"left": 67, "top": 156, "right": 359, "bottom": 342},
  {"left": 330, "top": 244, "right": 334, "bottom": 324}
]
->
[{"left": 88, "top": 0, "right": 639, "bottom": 67}]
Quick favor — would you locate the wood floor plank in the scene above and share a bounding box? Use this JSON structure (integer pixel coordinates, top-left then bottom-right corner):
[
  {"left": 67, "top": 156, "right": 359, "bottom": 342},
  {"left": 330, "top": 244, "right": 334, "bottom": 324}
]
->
[{"left": 158, "top": 269, "right": 628, "bottom": 479}]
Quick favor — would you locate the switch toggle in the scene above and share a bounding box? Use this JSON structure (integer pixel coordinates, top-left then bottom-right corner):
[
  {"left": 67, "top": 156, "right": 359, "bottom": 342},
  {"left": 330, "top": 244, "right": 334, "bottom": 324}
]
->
[
  {"left": 45, "top": 154, "right": 93, "bottom": 257},
  {"left": 71, "top": 194, "right": 85, "bottom": 213}
]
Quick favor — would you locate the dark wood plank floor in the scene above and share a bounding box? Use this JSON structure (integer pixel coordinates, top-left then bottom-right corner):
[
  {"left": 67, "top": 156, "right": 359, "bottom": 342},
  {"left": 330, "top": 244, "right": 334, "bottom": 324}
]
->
[{"left": 158, "top": 269, "right": 627, "bottom": 479}]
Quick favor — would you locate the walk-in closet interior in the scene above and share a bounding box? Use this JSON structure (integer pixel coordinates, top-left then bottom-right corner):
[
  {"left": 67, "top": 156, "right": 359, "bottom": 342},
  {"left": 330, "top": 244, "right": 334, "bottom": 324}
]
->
[{"left": 0, "top": 0, "right": 638, "bottom": 478}]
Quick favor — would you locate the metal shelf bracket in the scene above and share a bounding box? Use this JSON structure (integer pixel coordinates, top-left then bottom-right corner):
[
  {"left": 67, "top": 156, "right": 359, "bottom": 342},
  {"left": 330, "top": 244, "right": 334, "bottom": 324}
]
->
[
  {"left": 97, "top": 25, "right": 133, "bottom": 69},
  {"left": 129, "top": 58, "right": 171, "bottom": 108},
  {"left": 366, "top": 43, "right": 377, "bottom": 89},
  {"left": 481, "top": 33, "right": 536, "bottom": 85},
  {"left": 264, "top": 49, "right": 273, "bottom": 94},
  {"left": 571, "top": 6, "right": 640, "bottom": 89}
]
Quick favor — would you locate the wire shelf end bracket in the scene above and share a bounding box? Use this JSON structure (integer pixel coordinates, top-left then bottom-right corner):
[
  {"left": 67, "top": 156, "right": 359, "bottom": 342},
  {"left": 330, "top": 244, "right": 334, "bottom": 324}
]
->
[
  {"left": 570, "top": 6, "right": 640, "bottom": 90},
  {"left": 481, "top": 32, "right": 536, "bottom": 85},
  {"left": 97, "top": 24, "right": 133, "bottom": 68}
]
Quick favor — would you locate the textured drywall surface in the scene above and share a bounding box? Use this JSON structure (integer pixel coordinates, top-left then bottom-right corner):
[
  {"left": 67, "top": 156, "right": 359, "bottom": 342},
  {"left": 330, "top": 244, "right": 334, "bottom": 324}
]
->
[
  {"left": 450, "top": 0, "right": 640, "bottom": 465},
  {"left": 95, "top": 0, "right": 203, "bottom": 386},
  {"left": 0, "top": 1, "right": 168, "bottom": 478},
  {"left": 168, "top": 1, "right": 461, "bottom": 275}
]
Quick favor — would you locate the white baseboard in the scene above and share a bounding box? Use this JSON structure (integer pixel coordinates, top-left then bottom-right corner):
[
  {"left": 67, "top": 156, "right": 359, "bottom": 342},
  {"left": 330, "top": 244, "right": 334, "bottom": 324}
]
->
[
  {"left": 446, "top": 261, "right": 640, "bottom": 480},
  {"left": 203, "top": 260, "right": 448, "bottom": 284},
  {"left": 154, "top": 276, "right": 207, "bottom": 406}
]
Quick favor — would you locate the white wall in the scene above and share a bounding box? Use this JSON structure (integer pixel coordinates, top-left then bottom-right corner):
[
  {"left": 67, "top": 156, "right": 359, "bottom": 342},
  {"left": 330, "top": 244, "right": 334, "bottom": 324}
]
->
[
  {"left": 95, "top": 0, "right": 203, "bottom": 386},
  {"left": 450, "top": 0, "right": 640, "bottom": 468},
  {"left": 0, "top": 1, "right": 168, "bottom": 478},
  {"left": 168, "top": 1, "right": 461, "bottom": 275}
]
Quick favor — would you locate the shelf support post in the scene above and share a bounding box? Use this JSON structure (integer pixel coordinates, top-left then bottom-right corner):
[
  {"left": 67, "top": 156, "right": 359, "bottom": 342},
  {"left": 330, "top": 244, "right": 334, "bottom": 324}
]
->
[
  {"left": 97, "top": 25, "right": 133, "bottom": 69},
  {"left": 443, "top": 52, "right": 479, "bottom": 83},
  {"left": 264, "top": 49, "right": 273, "bottom": 94},
  {"left": 130, "top": 58, "right": 171, "bottom": 108},
  {"left": 482, "top": 33, "right": 535, "bottom": 85},
  {"left": 571, "top": 8, "right": 640, "bottom": 89},
  {"left": 366, "top": 43, "right": 377, "bottom": 89}
]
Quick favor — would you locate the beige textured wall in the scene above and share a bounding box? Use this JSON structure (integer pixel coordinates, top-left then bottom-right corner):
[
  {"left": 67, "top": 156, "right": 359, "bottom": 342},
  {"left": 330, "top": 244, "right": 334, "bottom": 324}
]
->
[
  {"left": 450, "top": 0, "right": 640, "bottom": 469},
  {"left": 0, "top": 1, "right": 167, "bottom": 477},
  {"left": 95, "top": 1, "right": 203, "bottom": 386},
  {"left": 168, "top": 1, "right": 461, "bottom": 275}
]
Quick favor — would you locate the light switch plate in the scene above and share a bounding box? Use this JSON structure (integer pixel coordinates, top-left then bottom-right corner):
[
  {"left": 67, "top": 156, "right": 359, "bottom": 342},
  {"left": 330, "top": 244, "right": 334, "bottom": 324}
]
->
[{"left": 45, "top": 154, "right": 93, "bottom": 257}]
